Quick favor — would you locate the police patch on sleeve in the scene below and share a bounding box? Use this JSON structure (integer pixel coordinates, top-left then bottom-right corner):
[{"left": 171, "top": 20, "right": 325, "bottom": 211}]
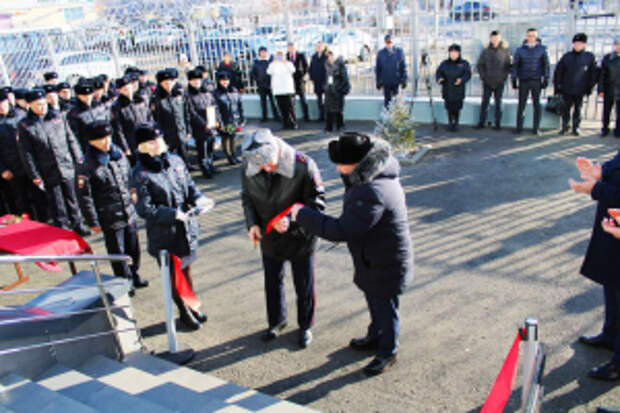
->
[{"left": 130, "top": 188, "right": 139, "bottom": 204}]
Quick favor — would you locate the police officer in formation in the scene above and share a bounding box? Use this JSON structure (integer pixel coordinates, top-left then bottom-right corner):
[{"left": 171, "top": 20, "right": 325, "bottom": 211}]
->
[
  {"left": 78, "top": 119, "right": 146, "bottom": 295},
  {"left": 57, "top": 82, "right": 73, "bottom": 114},
  {"left": 68, "top": 79, "right": 109, "bottom": 149},
  {"left": 13, "top": 88, "right": 29, "bottom": 119}
]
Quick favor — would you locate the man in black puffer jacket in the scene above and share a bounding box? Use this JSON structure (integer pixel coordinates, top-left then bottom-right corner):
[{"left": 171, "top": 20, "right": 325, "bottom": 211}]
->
[
  {"left": 476, "top": 31, "right": 512, "bottom": 129},
  {"left": 292, "top": 133, "right": 413, "bottom": 376},
  {"left": 241, "top": 128, "right": 325, "bottom": 349},
  {"left": 511, "top": 28, "right": 550, "bottom": 135},
  {"left": 68, "top": 79, "right": 110, "bottom": 149},
  {"left": 553, "top": 33, "right": 598, "bottom": 136},
  {"left": 78, "top": 120, "right": 147, "bottom": 293},
  {"left": 251, "top": 47, "right": 280, "bottom": 122},
  {"left": 152, "top": 68, "right": 191, "bottom": 165},
  {"left": 598, "top": 40, "right": 620, "bottom": 137}
]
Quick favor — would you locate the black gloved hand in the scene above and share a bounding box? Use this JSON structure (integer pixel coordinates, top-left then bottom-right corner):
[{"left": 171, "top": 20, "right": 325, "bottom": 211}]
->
[
  {"left": 541, "top": 78, "right": 548, "bottom": 89},
  {"left": 400, "top": 83, "right": 407, "bottom": 90},
  {"left": 376, "top": 83, "right": 382, "bottom": 90},
  {"left": 512, "top": 79, "right": 518, "bottom": 90}
]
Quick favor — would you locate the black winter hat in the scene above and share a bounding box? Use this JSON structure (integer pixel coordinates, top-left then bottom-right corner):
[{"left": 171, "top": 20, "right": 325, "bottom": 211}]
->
[
  {"left": 92, "top": 77, "right": 105, "bottom": 89},
  {"left": 1, "top": 86, "right": 13, "bottom": 94},
  {"left": 195, "top": 65, "right": 207, "bottom": 73},
  {"left": 88, "top": 120, "right": 112, "bottom": 140},
  {"left": 127, "top": 72, "right": 139, "bottom": 82},
  {"left": 187, "top": 69, "right": 202, "bottom": 80},
  {"left": 448, "top": 43, "right": 461, "bottom": 52},
  {"left": 138, "top": 69, "right": 147, "bottom": 76},
  {"left": 115, "top": 76, "right": 131, "bottom": 89},
  {"left": 328, "top": 132, "right": 373, "bottom": 165},
  {"left": 13, "top": 88, "right": 28, "bottom": 99},
  {"left": 42, "top": 84, "right": 57, "bottom": 94},
  {"left": 156, "top": 69, "right": 177, "bottom": 83},
  {"left": 134, "top": 122, "right": 162, "bottom": 145},
  {"left": 43, "top": 71, "right": 58, "bottom": 81},
  {"left": 0, "top": 90, "right": 8, "bottom": 102},
  {"left": 216, "top": 71, "right": 231, "bottom": 80},
  {"left": 98, "top": 74, "right": 109, "bottom": 82},
  {"left": 74, "top": 80, "right": 94, "bottom": 95},
  {"left": 56, "top": 82, "right": 71, "bottom": 91},
  {"left": 25, "top": 89, "right": 45, "bottom": 103},
  {"left": 124, "top": 66, "right": 139, "bottom": 75},
  {"left": 573, "top": 33, "right": 588, "bottom": 43}
]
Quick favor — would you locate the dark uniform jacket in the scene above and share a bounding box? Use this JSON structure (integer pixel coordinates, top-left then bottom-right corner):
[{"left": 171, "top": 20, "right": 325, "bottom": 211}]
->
[
  {"left": 132, "top": 152, "right": 202, "bottom": 258},
  {"left": 214, "top": 85, "right": 244, "bottom": 127},
  {"left": 80, "top": 144, "right": 136, "bottom": 231},
  {"left": 477, "top": 41, "right": 512, "bottom": 89},
  {"left": 376, "top": 47, "right": 407, "bottom": 87},
  {"left": 216, "top": 61, "right": 245, "bottom": 90},
  {"left": 0, "top": 110, "right": 26, "bottom": 177},
  {"left": 599, "top": 52, "right": 620, "bottom": 98},
  {"left": 324, "top": 57, "right": 351, "bottom": 113},
  {"left": 286, "top": 51, "right": 309, "bottom": 94},
  {"left": 581, "top": 150, "right": 620, "bottom": 289},
  {"left": 18, "top": 110, "right": 83, "bottom": 186},
  {"left": 297, "top": 139, "right": 414, "bottom": 298},
  {"left": 250, "top": 58, "right": 273, "bottom": 91},
  {"left": 241, "top": 143, "right": 326, "bottom": 261},
  {"left": 436, "top": 58, "right": 472, "bottom": 102},
  {"left": 310, "top": 51, "right": 328, "bottom": 94},
  {"left": 184, "top": 85, "right": 221, "bottom": 141},
  {"left": 512, "top": 40, "right": 550, "bottom": 82},
  {"left": 13, "top": 106, "right": 27, "bottom": 120},
  {"left": 68, "top": 100, "right": 110, "bottom": 148},
  {"left": 110, "top": 94, "right": 153, "bottom": 154},
  {"left": 553, "top": 49, "right": 598, "bottom": 96},
  {"left": 58, "top": 98, "right": 72, "bottom": 114},
  {"left": 151, "top": 85, "right": 189, "bottom": 152}
]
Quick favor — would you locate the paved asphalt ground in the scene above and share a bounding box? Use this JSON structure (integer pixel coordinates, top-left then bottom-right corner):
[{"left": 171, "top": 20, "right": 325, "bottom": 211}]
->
[{"left": 3, "top": 119, "right": 620, "bottom": 412}]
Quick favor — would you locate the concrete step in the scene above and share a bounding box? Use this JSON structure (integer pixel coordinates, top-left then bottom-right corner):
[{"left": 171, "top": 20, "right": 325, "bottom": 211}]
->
[
  {"left": 0, "top": 372, "right": 98, "bottom": 413},
  {"left": 36, "top": 363, "right": 179, "bottom": 413}
]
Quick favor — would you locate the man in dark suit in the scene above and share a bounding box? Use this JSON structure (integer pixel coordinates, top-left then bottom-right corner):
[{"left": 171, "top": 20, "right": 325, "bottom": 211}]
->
[{"left": 286, "top": 43, "right": 310, "bottom": 122}]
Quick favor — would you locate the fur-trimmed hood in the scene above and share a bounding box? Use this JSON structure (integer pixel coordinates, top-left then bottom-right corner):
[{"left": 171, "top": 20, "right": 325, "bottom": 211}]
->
[{"left": 347, "top": 138, "right": 398, "bottom": 186}]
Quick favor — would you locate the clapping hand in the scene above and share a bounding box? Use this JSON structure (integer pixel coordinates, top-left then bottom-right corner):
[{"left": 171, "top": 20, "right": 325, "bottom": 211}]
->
[
  {"left": 602, "top": 215, "right": 620, "bottom": 239},
  {"left": 568, "top": 177, "right": 595, "bottom": 195},
  {"left": 576, "top": 157, "right": 602, "bottom": 182}
]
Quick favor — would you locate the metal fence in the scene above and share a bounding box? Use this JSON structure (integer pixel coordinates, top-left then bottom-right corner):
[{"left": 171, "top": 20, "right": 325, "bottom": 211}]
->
[{"left": 0, "top": 0, "right": 617, "bottom": 120}]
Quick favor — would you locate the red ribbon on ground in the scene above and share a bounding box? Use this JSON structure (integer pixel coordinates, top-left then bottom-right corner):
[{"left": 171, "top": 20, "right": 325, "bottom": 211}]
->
[
  {"left": 480, "top": 331, "right": 523, "bottom": 413},
  {"left": 265, "top": 203, "right": 304, "bottom": 234},
  {"left": 170, "top": 254, "right": 201, "bottom": 311}
]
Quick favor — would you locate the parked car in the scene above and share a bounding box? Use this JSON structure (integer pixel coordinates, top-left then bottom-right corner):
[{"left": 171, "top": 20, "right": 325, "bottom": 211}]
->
[
  {"left": 33, "top": 51, "right": 134, "bottom": 84},
  {"left": 194, "top": 37, "right": 255, "bottom": 64},
  {"left": 449, "top": 1, "right": 496, "bottom": 21}
]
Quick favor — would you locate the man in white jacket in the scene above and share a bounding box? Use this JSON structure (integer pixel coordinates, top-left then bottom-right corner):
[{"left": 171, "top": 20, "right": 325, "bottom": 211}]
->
[{"left": 267, "top": 52, "right": 297, "bottom": 130}]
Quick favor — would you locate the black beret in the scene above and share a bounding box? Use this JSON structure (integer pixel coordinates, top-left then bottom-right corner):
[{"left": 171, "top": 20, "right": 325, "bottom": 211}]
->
[
  {"left": 25, "top": 89, "right": 46, "bottom": 103},
  {"left": 328, "top": 132, "right": 373, "bottom": 165},
  {"left": 156, "top": 69, "right": 177, "bottom": 83},
  {"left": 116, "top": 76, "right": 131, "bottom": 89},
  {"left": 216, "top": 71, "right": 231, "bottom": 80},
  {"left": 13, "top": 88, "right": 28, "bottom": 99},
  {"left": 74, "top": 80, "right": 94, "bottom": 95},
  {"left": 42, "top": 84, "right": 57, "bottom": 94},
  {"left": 43, "top": 71, "right": 58, "bottom": 81},
  {"left": 87, "top": 120, "right": 113, "bottom": 140},
  {"left": 134, "top": 122, "right": 162, "bottom": 145},
  {"left": 573, "top": 33, "right": 588, "bottom": 43},
  {"left": 187, "top": 69, "right": 202, "bottom": 80},
  {"left": 448, "top": 43, "right": 461, "bottom": 52},
  {"left": 56, "top": 82, "right": 71, "bottom": 91},
  {"left": 0, "top": 90, "right": 8, "bottom": 101}
]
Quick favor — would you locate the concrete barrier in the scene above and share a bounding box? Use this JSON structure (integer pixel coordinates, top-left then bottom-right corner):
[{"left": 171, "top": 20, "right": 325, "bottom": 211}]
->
[{"left": 241, "top": 94, "right": 561, "bottom": 130}]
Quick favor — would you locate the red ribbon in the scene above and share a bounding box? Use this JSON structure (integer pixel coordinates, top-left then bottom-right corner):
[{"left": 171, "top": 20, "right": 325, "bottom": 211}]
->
[
  {"left": 171, "top": 254, "right": 201, "bottom": 311},
  {"left": 265, "top": 203, "right": 304, "bottom": 235},
  {"left": 480, "top": 331, "right": 523, "bottom": 413}
]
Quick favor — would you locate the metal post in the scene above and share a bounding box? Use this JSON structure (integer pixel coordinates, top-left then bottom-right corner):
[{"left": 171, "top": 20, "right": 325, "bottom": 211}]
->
[
  {"left": 0, "top": 52, "right": 10, "bottom": 87},
  {"left": 284, "top": 0, "right": 293, "bottom": 43},
  {"left": 521, "top": 317, "right": 539, "bottom": 406},
  {"left": 410, "top": 0, "right": 420, "bottom": 98},
  {"left": 186, "top": 19, "right": 200, "bottom": 67},
  {"left": 159, "top": 250, "right": 178, "bottom": 354},
  {"left": 377, "top": 0, "right": 385, "bottom": 50},
  {"left": 90, "top": 261, "right": 123, "bottom": 360}
]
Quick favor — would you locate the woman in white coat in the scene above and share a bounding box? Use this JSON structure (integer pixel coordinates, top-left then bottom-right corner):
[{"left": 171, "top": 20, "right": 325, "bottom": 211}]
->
[{"left": 267, "top": 51, "right": 297, "bottom": 130}]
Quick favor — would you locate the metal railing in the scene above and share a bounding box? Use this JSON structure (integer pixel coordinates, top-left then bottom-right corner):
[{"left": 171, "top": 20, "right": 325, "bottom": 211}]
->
[
  {"left": 0, "top": 254, "right": 140, "bottom": 361},
  {"left": 521, "top": 317, "right": 546, "bottom": 413}
]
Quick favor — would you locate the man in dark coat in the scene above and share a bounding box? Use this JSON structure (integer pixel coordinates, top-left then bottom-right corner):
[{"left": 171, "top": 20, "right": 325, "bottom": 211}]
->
[
  {"left": 152, "top": 68, "right": 191, "bottom": 165},
  {"left": 286, "top": 43, "right": 310, "bottom": 122},
  {"left": 553, "top": 33, "right": 598, "bottom": 136},
  {"left": 251, "top": 47, "right": 280, "bottom": 122},
  {"left": 511, "top": 28, "right": 550, "bottom": 135},
  {"left": 598, "top": 40, "right": 620, "bottom": 137},
  {"left": 185, "top": 69, "right": 222, "bottom": 178},
  {"left": 309, "top": 42, "right": 328, "bottom": 122},
  {"left": 291, "top": 133, "right": 413, "bottom": 376},
  {"left": 241, "top": 128, "right": 325, "bottom": 348},
  {"left": 57, "top": 82, "right": 72, "bottom": 114},
  {"left": 376, "top": 34, "right": 408, "bottom": 108},
  {"left": 569, "top": 153, "right": 620, "bottom": 380},
  {"left": 324, "top": 52, "right": 351, "bottom": 132},
  {"left": 476, "top": 30, "right": 512, "bottom": 129},
  {"left": 68, "top": 79, "right": 109, "bottom": 149},
  {"left": 18, "top": 89, "right": 90, "bottom": 235},
  {"left": 78, "top": 120, "right": 146, "bottom": 293},
  {"left": 110, "top": 76, "right": 152, "bottom": 166},
  {"left": 217, "top": 53, "right": 245, "bottom": 91}
]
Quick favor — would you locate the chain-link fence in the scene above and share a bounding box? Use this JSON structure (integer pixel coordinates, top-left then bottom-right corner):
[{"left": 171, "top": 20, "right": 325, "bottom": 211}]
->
[{"left": 0, "top": 0, "right": 618, "bottom": 120}]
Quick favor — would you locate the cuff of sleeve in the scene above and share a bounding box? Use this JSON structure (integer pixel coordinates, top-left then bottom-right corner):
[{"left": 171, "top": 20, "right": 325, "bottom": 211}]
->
[{"left": 591, "top": 182, "right": 602, "bottom": 201}]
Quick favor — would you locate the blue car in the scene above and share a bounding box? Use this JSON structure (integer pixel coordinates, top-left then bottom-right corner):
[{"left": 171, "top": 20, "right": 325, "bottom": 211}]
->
[{"left": 450, "top": 1, "right": 496, "bottom": 21}]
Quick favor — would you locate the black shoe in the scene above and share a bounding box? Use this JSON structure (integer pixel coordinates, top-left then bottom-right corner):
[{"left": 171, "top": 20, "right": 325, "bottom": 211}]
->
[
  {"left": 318, "top": 117, "right": 325, "bottom": 122},
  {"left": 572, "top": 128, "right": 582, "bottom": 136},
  {"left": 132, "top": 275, "right": 149, "bottom": 289},
  {"left": 179, "top": 306, "right": 201, "bottom": 330},
  {"left": 493, "top": 124, "right": 501, "bottom": 131},
  {"left": 514, "top": 128, "right": 523, "bottom": 135},
  {"left": 601, "top": 129, "right": 610, "bottom": 137},
  {"left": 260, "top": 118, "right": 268, "bottom": 122},
  {"left": 274, "top": 117, "right": 282, "bottom": 122},
  {"left": 261, "top": 320, "right": 287, "bottom": 342},
  {"left": 350, "top": 336, "right": 379, "bottom": 351},
  {"left": 200, "top": 167, "right": 213, "bottom": 179},
  {"left": 191, "top": 308, "right": 208, "bottom": 323},
  {"left": 588, "top": 361, "right": 620, "bottom": 381},
  {"left": 474, "top": 122, "right": 484, "bottom": 129},
  {"left": 559, "top": 127, "right": 569, "bottom": 135},
  {"left": 74, "top": 225, "right": 91, "bottom": 237},
  {"left": 364, "top": 354, "right": 397, "bottom": 376},
  {"left": 299, "top": 329, "right": 312, "bottom": 348},
  {"left": 226, "top": 156, "right": 236, "bottom": 166},
  {"left": 579, "top": 334, "right": 614, "bottom": 351},
  {"left": 532, "top": 129, "right": 542, "bottom": 136},
  {"left": 232, "top": 156, "right": 242, "bottom": 165}
]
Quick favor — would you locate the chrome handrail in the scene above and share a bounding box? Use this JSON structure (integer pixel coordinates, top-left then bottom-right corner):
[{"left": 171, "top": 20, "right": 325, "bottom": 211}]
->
[
  {"left": 0, "top": 254, "right": 132, "bottom": 264},
  {"left": 0, "top": 281, "right": 128, "bottom": 295},
  {"left": 0, "top": 304, "right": 131, "bottom": 326}
]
